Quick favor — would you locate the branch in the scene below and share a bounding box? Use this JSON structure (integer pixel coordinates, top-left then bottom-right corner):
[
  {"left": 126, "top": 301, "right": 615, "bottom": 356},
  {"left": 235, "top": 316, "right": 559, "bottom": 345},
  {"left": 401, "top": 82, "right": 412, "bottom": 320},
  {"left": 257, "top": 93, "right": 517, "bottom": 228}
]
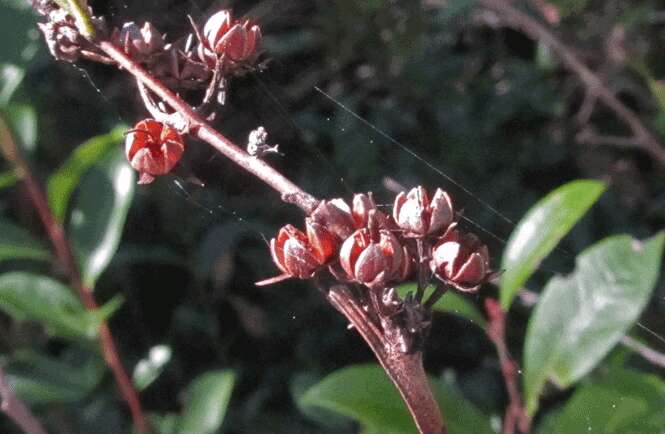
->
[
  {"left": 485, "top": 299, "right": 530, "bottom": 434},
  {"left": 0, "top": 116, "right": 149, "bottom": 434},
  {"left": 0, "top": 367, "right": 46, "bottom": 434},
  {"left": 327, "top": 285, "right": 446, "bottom": 434},
  {"left": 477, "top": 0, "right": 665, "bottom": 168},
  {"left": 97, "top": 41, "right": 319, "bottom": 214}
]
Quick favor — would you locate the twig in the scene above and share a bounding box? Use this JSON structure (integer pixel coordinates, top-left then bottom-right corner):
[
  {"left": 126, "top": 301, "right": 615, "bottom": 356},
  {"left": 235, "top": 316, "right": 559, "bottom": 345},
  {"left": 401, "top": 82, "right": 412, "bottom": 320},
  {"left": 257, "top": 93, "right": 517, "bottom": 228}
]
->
[
  {"left": 477, "top": 0, "right": 665, "bottom": 168},
  {"left": 485, "top": 299, "right": 530, "bottom": 434},
  {"left": 0, "top": 366, "right": 46, "bottom": 434},
  {"left": 97, "top": 41, "right": 319, "bottom": 214},
  {"left": 0, "top": 116, "right": 149, "bottom": 434},
  {"left": 327, "top": 285, "right": 446, "bottom": 434}
]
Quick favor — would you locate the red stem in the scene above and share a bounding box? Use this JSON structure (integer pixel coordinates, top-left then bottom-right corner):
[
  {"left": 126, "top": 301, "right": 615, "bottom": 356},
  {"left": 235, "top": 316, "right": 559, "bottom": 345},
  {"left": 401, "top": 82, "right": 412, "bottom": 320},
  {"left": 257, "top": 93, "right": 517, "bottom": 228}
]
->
[
  {"left": 328, "top": 286, "right": 446, "bottom": 434},
  {"left": 97, "top": 41, "right": 319, "bottom": 214},
  {"left": 485, "top": 299, "right": 530, "bottom": 434},
  {"left": 0, "top": 117, "right": 149, "bottom": 434},
  {"left": 0, "top": 366, "right": 46, "bottom": 434}
]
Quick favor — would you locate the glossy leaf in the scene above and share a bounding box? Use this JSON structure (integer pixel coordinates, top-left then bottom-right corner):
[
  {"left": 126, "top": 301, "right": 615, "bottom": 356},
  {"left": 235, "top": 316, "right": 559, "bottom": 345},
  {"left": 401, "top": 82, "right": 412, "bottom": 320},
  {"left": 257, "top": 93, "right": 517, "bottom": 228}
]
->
[
  {"left": 500, "top": 180, "right": 605, "bottom": 309},
  {"left": 300, "top": 364, "right": 493, "bottom": 434},
  {"left": 48, "top": 125, "right": 127, "bottom": 222},
  {"left": 0, "top": 272, "right": 95, "bottom": 339},
  {"left": 179, "top": 370, "right": 235, "bottom": 434},
  {"left": 0, "top": 218, "right": 51, "bottom": 262},
  {"left": 537, "top": 368, "right": 665, "bottom": 434},
  {"left": 523, "top": 233, "right": 664, "bottom": 415},
  {"left": 69, "top": 149, "right": 135, "bottom": 287},
  {"left": 0, "top": 63, "right": 25, "bottom": 105},
  {"left": 6, "top": 349, "right": 104, "bottom": 404},
  {"left": 396, "top": 283, "right": 485, "bottom": 327},
  {"left": 2, "top": 103, "right": 37, "bottom": 152},
  {"left": 133, "top": 345, "right": 172, "bottom": 391}
]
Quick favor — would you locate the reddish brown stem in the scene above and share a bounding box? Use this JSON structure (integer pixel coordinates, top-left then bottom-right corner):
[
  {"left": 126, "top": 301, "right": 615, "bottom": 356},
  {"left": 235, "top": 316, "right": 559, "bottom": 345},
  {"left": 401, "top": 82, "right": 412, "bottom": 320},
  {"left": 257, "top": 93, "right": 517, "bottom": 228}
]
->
[
  {"left": 0, "top": 366, "right": 47, "bottom": 434},
  {"left": 328, "top": 285, "right": 446, "bottom": 434},
  {"left": 0, "top": 117, "right": 149, "bottom": 434},
  {"left": 97, "top": 41, "right": 319, "bottom": 214},
  {"left": 485, "top": 299, "right": 530, "bottom": 434}
]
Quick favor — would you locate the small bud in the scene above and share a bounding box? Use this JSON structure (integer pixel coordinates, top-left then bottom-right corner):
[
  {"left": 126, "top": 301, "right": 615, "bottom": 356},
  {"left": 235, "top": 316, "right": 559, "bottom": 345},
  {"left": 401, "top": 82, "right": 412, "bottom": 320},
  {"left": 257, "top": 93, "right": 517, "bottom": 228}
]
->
[
  {"left": 116, "top": 22, "right": 164, "bottom": 61},
  {"left": 430, "top": 224, "right": 491, "bottom": 292},
  {"left": 125, "top": 119, "right": 185, "bottom": 184},
  {"left": 338, "top": 228, "right": 408, "bottom": 287},
  {"left": 197, "top": 10, "right": 262, "bottom": 67},
  {"left": 393, "top": 187, "right": 454, "bottom": 237},
  {"left": 38, "top": 10, "right": 83, "bottom": 62},
  {"left": 257, "top": 220, "right": 338, "bottom": 285}
]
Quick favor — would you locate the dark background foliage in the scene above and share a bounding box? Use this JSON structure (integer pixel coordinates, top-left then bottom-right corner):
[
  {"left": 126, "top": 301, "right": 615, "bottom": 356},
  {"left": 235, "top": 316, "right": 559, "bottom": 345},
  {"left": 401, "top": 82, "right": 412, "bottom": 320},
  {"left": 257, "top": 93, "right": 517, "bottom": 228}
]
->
[{"left": 1, "top": 0, "right": 664, "bottom": 433}]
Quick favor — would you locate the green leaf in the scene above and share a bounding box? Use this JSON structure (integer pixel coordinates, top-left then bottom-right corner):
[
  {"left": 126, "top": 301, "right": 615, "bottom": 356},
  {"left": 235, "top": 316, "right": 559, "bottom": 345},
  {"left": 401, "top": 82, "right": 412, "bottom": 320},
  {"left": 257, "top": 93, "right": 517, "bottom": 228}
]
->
[
  {"left": 500, "top": 180, "right": 606, "bottom": 309},
  {"left": 48, "top": 125, "right": 127, "bottom": 222},
  {"left": 548, "top": 0, "right": 590, "bottom": 17},
  {"left": 537, "top": 368, "right": 665, "bottom": 434},
  {"left": 0, "top": 218, "right": 51, "bottom": 262},
  {"left": 300, "top": 364, "right": 493, "bottom": 434},
  {"left": 133, "top": 345, "right": 172, "bottom": 391},
  {"left": 149, "top": 413, "right": 180, "bottom": 434},
  {"left": 523, "top": 233, "right": 665, "bottom": 416},
  {"left": 0, "top": 64, "right": 25, "bottom": 106},
  {"left": 179, "top": 370, "right": 235, "bottom": 434},
  {"left": 396, "top": 284, "right": 485, "bottom": 327},
  {"left": 69, "top": 148, "right": 135, "bottom": 287},
  {"left": 0, "top": 272, "right": 96, "bottom": 339},
  {"left": 2, "top": 103, "right": 37, "bottom": 152},
  {"left": 5, "top": 348, "right": 104, "bottom": 404},
  {"left": 0, "top": 170, "right": 19, "bottom": 190},
  {"left": 0, "top": 1, "right": 41, "bottom": 66}
]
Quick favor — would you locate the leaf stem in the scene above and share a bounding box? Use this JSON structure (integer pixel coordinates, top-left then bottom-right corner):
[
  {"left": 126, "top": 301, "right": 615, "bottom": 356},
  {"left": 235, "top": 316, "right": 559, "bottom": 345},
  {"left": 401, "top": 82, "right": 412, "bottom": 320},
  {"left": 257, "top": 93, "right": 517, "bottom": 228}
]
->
[
  {"left": 0, "top": 115, "right": 149, "bottom": 434},
  {"left": 0, "top": 366, "right": 46, "bottom": 434}
]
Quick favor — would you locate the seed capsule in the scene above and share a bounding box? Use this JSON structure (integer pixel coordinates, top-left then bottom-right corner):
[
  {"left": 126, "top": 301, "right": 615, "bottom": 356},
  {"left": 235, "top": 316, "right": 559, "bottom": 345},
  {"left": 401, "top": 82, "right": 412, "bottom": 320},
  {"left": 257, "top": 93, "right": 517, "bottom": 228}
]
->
[
  {"left": 197, "top": 10, "right": 262, "bottom": 67},
  {"left": 125, "top": 119, "right": 185, "bottom": 184},
  {"left": 393, "top": 187, "right": 454, "bottom": 237},
  {"left": 430, "top": 224, "right": 491, "bottom": 292}
]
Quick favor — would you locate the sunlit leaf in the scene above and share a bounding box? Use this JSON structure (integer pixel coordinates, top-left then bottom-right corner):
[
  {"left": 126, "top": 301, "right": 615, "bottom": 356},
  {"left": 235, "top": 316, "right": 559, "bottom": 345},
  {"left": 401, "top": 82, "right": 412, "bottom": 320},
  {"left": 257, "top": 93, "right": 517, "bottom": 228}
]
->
[
  {"left": 536, "top": 368, "right": 665, "bottom": 434},
  {"left": 0, "top": 63, "right": 25, "bottom": 106},
  {"left": 69, "top": 149, "right": 135, "bottom": 287},
  {"left": 2, "top": 103, "right": 37, "bottom": 152},
  {"left": 0, "top": 218, "right": 51, "bottom": 262},
  {"left": 500, "top": 180, "right": 606, "bottom": 309},
  {"left": 179, "top": 370, "right": 235, "bottom": 434},
  {"left": 523, "top": 233, "right": 664, "bottom": 415},
  {"left": 300, "top": 364, "right": 493, "bottom": 434},
  {"left": 48, "top": 125, "right": 127, "bottom": 222},
  {"left": 5, "top": 348, "right": 104, "bottom": 404},
  {"left": 133, "top": 345, "right": 172, "bottom": 391}
]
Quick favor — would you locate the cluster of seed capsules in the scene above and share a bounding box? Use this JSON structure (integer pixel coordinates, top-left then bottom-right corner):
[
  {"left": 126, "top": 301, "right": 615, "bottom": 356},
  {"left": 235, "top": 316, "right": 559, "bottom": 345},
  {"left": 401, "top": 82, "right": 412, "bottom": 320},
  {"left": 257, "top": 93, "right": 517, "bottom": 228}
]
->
[{"left": 257, "top": 187, "right": 493, "bottom": 295}]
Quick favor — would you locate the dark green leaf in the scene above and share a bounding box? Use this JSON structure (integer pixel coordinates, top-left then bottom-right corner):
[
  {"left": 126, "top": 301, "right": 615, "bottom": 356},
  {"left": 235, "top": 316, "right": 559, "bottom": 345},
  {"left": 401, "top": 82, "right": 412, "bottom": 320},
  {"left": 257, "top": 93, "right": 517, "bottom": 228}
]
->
[
  {"left": 500, "top": 180, "right": 606, "bottom": 309},
  {"left": 5, "top": 348, "right": 104, "bottom": 404},
  {"left": 0, "top": 272, "right": 95, "bottom": 339},
  {"left": 537, "top": 368, "right": 665, "bottom": 434},
  {"left": 48, "top": 125, "right": 127, "bottom": 222},
  {"left": 133, "top": 345, "right": 172, "bottom": 391},
  {"left": 179, "top": 370, "right": 235, "bottom": 434},
  {"left": 69, "top": 149, "right": 135, "bottom": 287},
  {"left": 523, "top": 233, "right": 664, "bottom": 415},
  {"left": 396, "top": 283, "right": 485, "bottom": 327},
  {"left": 0, "top": 218, "right": 51, "bottom": 262},
  {"left": 300, "top": 364, "right": 493, "bottom": 434},
  {"left": 0, "top": 63, "right": 25, "bottom": 106},
  {"left": 149, "top": 413, "right": 180, "bottom": 434},
  {"left": 0, "top": 170, "right": 19, "bottom": 190}
]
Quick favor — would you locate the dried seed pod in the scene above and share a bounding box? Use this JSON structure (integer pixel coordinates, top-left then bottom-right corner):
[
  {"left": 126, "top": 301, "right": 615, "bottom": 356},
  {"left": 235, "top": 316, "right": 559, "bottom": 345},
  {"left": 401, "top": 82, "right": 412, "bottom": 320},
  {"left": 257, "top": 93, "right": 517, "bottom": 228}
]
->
[
  {"left": 125, "top": 119, "right": 185, "bottom": 184},
  {"left": 338, "top": 228, "right": 409, "bottom": 287},
  {"left": 393, "top": 186, "right": 454, "bottom": 237},
  {"left": 115, "top": 22, "right": 164, "bottom": 62},
  {"left": 430, "top": 223, "right": 491, "bottom": 292},
  {"left": 197, "top": 9, "right": 262, "bottom": 67},
  {"left": 257, "top": 220, "right": 338, "bottom": 285}
]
